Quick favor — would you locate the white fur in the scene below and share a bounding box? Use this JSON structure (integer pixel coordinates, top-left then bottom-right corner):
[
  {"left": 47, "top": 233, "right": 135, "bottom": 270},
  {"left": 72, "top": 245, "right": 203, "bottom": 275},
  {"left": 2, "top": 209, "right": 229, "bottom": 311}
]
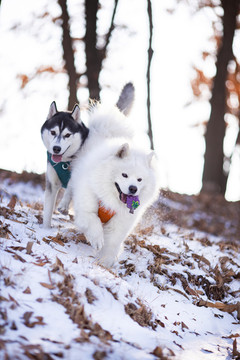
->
[{"left": 71, "top": 102, "right": 159, "bottom": 267}]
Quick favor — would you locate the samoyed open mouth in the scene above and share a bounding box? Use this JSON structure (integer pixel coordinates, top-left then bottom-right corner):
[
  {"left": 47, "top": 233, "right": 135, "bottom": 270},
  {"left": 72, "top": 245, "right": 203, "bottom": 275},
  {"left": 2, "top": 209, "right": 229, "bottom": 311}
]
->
[{"left": 115, "top": 182, "right": 140, "bottom": 214}]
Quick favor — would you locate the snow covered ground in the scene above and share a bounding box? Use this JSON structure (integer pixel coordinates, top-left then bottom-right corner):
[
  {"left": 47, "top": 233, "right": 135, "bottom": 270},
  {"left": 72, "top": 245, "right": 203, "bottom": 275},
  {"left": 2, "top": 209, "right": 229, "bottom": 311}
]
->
[{"left": 0, "top": 174, "right": 239, "bottom": 360}]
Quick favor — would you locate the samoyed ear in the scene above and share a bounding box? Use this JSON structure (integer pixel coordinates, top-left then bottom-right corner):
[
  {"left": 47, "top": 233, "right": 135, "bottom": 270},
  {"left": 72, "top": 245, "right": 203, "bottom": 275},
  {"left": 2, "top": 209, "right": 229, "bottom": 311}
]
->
[
  {"left": 116, "top": 143, "right": 130, "bottom": 158},
  {"left": 116, "top": 83, "right": 135, "bottom": 116},
  {"left": 147, "top": 151, "right": 157, "bottom": 168},
  {"left": 71, "top": 104, "right": 80, "bottom": 121},
  {"left": 47, "top": 101, "right": 58, "bottom": 119}
]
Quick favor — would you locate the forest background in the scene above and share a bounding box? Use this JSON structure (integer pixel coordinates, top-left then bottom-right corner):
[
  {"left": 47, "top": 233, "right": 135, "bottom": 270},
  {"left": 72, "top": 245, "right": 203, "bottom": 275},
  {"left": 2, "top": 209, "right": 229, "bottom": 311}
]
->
[{"left": 0, "top": 0, "right": 240, "bottom": 201}]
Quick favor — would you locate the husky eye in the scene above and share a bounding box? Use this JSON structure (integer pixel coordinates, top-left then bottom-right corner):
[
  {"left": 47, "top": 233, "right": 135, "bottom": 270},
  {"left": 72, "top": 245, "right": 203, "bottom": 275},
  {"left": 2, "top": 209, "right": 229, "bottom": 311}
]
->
[
  {"left": 122, "top": 173, "right": 128, "bottom": 178},
  {"left": 65, "top": 133, "right": 71, "bottom": 138},
  {"left": 137, "top": 178, "right": 142, "bottom": 182},
  {"left": 51, "top": 130, "right": 56, "bottom": 136}
]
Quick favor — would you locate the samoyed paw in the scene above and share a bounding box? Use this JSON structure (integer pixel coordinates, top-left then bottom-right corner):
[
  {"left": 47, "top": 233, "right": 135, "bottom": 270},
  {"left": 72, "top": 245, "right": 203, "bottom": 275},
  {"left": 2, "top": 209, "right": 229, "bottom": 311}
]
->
[
  {"left": 96, "top": 254, "right": 115, "bottom": 268},
  {"left": 86, "top": 228, "right": 104, "bottom": 251},
  {"left": 96, "top": 248, "right": 116, "bottom": 268}
]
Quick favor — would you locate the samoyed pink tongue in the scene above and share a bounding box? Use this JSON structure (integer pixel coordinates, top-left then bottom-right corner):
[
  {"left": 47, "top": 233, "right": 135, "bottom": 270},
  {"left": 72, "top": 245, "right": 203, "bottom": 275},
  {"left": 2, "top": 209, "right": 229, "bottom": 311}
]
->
[{"left": 52, "top": 154, "right": 62, "bottom": 163}]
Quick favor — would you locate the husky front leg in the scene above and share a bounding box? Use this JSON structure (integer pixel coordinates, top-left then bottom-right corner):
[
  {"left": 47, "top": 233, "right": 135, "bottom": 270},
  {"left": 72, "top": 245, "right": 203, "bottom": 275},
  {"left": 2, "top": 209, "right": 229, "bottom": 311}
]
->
[
  {"left": 43, "top": 165, "right": 61, "bottom": 228},
  {"left": 58, "top": 183, "right": 72, "bottom": 215}
]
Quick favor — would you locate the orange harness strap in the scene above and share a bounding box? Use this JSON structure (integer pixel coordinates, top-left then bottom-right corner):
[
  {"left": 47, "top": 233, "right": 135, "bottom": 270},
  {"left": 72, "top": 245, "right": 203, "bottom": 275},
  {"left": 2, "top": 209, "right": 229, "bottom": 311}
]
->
[{"left": 98, "top": 202, "right": 116, "bottom": 224}]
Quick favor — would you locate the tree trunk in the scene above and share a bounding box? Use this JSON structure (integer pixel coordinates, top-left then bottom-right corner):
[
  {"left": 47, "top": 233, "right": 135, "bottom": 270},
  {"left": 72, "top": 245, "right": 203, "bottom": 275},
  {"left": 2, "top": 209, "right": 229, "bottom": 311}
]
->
[
  {"left": 58, "top": 0, "right": 79, "bottom": 109},
  {"left": 84, "top": 0, "right": 101, "bottom": 100},
  {"left": 202, "top": 0, "right": 239, "bottom": 194},
  {"left": 147, "top": 0, "right": 154, "bottom": 150},
  {"left": 84, "top": 0, "right": 119, "bottom": 101}
]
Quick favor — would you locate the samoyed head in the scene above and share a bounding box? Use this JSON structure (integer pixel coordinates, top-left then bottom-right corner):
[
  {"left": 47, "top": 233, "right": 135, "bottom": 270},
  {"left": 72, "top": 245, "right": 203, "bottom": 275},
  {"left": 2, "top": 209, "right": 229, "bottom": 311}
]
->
[{"left": 112, "top": 143, "right": 158, "bottom": 201}]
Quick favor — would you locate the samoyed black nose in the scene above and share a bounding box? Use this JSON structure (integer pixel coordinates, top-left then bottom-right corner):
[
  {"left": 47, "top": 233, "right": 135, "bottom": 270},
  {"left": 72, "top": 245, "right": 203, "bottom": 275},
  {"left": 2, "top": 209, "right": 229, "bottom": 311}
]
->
[
  {"left": 53, "top": 146, "right": 61, "bottom": 154},
  {"left": 129, "top": 185, "right": 137, "bottom": 194}
]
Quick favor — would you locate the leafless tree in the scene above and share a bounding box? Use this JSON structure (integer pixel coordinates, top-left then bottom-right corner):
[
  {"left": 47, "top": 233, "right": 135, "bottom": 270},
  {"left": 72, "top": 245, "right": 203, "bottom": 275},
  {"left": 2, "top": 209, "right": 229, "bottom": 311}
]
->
[{"left": 146, "top": 0, "right": 154, "bottom": 150}]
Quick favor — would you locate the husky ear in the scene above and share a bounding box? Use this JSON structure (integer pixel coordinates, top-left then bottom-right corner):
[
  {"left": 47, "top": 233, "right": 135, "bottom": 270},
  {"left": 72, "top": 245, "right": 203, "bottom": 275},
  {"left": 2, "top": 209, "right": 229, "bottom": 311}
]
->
[
  {"left": 116, "top": 143, "right": 129, "bottom": 159},
  {"left": 71, "top": 104, "right": 80, "bottom": 121},
  {"left": 47, "top": 101, "right": 58, "bottom": 119},
  {"left": 116, "top": 83, "right": 135, "bottom": 116}
]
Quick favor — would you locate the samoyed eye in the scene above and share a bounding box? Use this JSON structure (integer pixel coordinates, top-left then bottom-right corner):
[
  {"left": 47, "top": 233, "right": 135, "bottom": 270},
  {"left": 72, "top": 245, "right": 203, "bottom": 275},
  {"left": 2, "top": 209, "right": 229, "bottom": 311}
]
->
[
  {"left": 122, "top": 173, "right": 128, "bottom": 178},
  {"left": 137, "top": 178, "right": 142, "bottom": 182},
  {"left": 51, "top": 130, "right": 56, "bottom": 136},
  {"left": 65, "top": 133, "right": 71, "bottom": 138}
]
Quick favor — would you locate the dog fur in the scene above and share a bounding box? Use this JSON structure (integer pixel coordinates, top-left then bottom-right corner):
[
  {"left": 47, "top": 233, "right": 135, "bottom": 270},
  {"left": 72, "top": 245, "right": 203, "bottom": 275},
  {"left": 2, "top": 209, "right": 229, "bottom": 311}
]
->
[
  {"left": 41, "top": 102, "right": 89, "bottom": 228},
  {"left": 71, "top": 83, "right": 159, "bottom": 266}
]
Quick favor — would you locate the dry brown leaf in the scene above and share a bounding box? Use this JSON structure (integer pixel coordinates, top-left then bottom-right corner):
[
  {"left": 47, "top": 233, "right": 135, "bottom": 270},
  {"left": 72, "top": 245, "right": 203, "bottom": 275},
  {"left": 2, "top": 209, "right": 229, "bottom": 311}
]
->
[
  {"left": 192, "top": 253, "right": 210, "bottom": 266},
  {"left": 222, "top": 333, "right": 240, "bottom": 339},
  {"left": 10, "top": 218, "right": 27, "bottom": 225},
  {"left": 181, "top": 321, "right": 189, "bottom": 331},
  {"left": 152, "top": 346, "right": 163, "bottom": 358},
  {"left": 185, "top": 285, "right": 201, "bottom": 297},
  {"left": 233, "top": 339, "right": 240, "bottom": 358},
  {"left": 85, "top": 288, "right": 97, "bottom": 304},
  {"left": 138, "top": 225, "right": 154, "bottom": 236},
  {"left": 197, "top": 300, "right": 240, "bottom": 319},
  {"left": 23, "top": 287, "right": 31, "bottom": 294},
  {"left": 13, "top": 253, "right": 26, "bottom": 263},
  {"left": 168, "top": 287, "right": 189, "bottom": 300},
  {"left": 32, "top": 262, "right": 46, "bottom": 267},
  {"left": 7, "top": 195, "right": 17, "bottom": 210},
  {"left": 40, "top": 282, "right": 55, "bottom": 290},
  {"left": 9, "top": 246, "right": 25, "bottom": 252},
  {"left": 52, "top": 237, "right": 65, "bottom": 247},
  {"left": 26, "top": 241, "right": 33, "bottom": 254},
  {"left": 23, "top": 312, "right": 46, "bottom": 328}
]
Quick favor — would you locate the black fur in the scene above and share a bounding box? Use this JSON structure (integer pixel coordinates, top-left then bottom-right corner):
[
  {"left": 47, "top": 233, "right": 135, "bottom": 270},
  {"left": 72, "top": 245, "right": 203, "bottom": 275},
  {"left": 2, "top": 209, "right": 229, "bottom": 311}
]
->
[{"left": 41, "top": 111, "right": 89, "bottom": 143}]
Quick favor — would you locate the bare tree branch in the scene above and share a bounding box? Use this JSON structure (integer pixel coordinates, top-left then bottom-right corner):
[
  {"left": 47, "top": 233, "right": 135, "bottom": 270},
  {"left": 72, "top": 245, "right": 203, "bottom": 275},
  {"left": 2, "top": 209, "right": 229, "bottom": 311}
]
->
[
  {"left": 147, "top": 0, "right": 154, "bottom": 150},
  {"left": 103, "top": 0, "right": 119, "bottom": 53}
]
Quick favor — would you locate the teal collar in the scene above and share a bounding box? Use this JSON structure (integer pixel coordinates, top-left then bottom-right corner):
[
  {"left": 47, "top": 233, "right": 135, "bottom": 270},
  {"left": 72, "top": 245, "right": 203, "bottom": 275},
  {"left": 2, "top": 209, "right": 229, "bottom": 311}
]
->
[{"left": 47, "top": 152, "right": 71, "bottom": 188}]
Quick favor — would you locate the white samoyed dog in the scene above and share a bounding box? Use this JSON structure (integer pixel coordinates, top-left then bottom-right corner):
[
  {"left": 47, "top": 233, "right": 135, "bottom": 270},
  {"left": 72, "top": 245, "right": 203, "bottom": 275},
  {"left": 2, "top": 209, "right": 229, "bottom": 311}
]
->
[{"left": 71, "top": 83, "right": 159, "bottom": 267}]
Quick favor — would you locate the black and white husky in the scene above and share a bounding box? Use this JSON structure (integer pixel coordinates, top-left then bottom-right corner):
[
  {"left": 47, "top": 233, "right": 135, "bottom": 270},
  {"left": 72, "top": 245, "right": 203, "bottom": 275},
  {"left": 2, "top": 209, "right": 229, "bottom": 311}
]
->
[{"left": 41, "top": 101, "right": 89, "bottom": 227}]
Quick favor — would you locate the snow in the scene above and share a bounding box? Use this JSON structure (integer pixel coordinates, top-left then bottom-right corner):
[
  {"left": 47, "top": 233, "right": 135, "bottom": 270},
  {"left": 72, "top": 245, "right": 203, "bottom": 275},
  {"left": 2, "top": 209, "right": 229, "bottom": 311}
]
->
[{"left": 0, "top": 178, "right": 239, "bottom": 360}]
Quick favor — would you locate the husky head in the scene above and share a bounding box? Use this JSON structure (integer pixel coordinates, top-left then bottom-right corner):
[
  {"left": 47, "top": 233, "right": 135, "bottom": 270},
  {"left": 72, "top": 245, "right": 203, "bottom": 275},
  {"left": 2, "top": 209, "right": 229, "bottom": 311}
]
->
[
  {"left": 41, "top": 101, "right": 89, "bottom": 162},
  {"left": 112, "top": 143, "right": 158, "bottom": 209}
]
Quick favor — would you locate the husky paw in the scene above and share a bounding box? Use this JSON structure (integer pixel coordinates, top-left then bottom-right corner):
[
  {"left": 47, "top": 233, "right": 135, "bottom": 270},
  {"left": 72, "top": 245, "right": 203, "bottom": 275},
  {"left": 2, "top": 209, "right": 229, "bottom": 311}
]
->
[
  {"left": 42, "top": 218, "right": 52, "bottom": 229},
  {"left": 57, "top": 206, "right": 69, "bottom": 215}
]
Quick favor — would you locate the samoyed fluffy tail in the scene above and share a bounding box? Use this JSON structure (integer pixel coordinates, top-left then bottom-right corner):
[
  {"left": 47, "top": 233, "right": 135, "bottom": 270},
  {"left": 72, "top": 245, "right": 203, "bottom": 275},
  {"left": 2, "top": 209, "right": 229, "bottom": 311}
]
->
[{"left": 87, "top": 83, "right": 135, "bottom": 140}]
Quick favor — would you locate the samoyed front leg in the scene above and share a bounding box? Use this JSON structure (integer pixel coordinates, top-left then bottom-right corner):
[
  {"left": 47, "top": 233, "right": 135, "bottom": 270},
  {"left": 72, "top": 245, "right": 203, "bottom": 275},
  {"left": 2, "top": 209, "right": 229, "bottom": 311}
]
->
[
  {"left": 75, "top": 211, "right": 104, "bottom": 251},
  {"left": 97, "top": 229, "right": 125, "bottom": 267},
  {"left": 97, "top": 217, "right": 133, "bottom": 267}
]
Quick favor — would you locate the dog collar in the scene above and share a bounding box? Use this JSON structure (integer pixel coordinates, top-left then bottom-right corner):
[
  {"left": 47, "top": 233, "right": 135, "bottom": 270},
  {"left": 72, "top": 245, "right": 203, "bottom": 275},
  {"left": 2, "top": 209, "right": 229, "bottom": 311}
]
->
[
  {"left": 47, "top": 152, "right": 71, "bottom": 189},
  {"left": 115, "top": 183, "right": 140, "bottom": 214}
]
